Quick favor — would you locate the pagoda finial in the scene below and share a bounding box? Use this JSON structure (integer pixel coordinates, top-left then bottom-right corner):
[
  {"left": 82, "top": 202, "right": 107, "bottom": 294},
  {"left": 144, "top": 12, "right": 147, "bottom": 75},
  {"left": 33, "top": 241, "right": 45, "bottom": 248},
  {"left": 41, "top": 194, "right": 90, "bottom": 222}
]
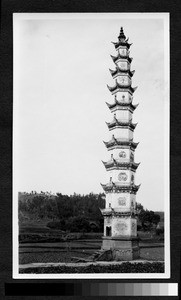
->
[{"left": 118, "top": 27, "right": 126, "bottom": 41}]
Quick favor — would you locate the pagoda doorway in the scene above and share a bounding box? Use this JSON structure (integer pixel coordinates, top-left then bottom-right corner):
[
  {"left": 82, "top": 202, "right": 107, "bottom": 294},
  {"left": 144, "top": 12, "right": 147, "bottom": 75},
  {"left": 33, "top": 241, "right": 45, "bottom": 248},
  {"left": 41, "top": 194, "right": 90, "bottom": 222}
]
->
[{"left": 106, "top": 226, "right": 112, "bottom": 237}]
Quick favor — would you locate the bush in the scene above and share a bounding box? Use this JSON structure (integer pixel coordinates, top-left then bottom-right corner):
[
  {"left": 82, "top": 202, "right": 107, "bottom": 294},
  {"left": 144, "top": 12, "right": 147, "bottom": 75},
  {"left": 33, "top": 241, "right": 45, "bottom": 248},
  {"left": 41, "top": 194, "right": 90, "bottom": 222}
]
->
[
  {"left": 20, "top": 262, "right": 164, "bottom": 273},
  {"left": 137, "top": 224, "right": 142, "bottom": 231},
  {"left": 47, "top": 217, "right": 93, "bottom": 233},
  {"left": 66, "top": 216, "right": 91, "bottom": 233},
  {"left": 156, "top": 227, "right": 164, "bottom": 236},
  {"left": 46, "top": 221, "right": 63, "bottom": 230}
]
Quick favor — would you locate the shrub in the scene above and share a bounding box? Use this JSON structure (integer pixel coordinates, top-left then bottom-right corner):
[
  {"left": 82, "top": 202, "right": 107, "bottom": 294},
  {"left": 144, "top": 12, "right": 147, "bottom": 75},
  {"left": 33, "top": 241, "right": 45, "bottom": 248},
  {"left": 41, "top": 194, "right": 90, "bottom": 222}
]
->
[
  {"left": 66, "top": 216, "right": 91, "bottom": 233},
  {"left": 137, "top": 224, "right": 142, "bottom": 231},
  {"left": 156, "top": 227, "right": 164, "bottom": 236},
  {"left": 20, "top": 262, "right": 164, "bottom": 274},
  {"left": 46, "top": 221, "right": 63, "bottom": 230}
]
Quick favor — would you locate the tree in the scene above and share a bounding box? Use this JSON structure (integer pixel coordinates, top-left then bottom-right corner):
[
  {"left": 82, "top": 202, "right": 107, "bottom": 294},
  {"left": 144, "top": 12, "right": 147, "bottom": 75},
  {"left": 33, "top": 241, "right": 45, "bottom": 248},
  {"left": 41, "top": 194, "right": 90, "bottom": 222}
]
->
[
  {"left": 139, "top": 210, "right": 161, "bottom": 231},
  {"left": 136, "top": 202, "right": 144, "bottom": 213},
  {"left": 152, "top": 213, "right": 161, "bottom": 225}
]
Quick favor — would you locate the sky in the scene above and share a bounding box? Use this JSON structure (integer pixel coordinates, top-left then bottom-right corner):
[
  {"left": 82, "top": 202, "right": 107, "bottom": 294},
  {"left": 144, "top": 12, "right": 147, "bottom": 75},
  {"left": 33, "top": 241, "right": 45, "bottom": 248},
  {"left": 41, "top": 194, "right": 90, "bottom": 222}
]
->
[{"left": 13, "top": 13, "right": 169, "bottom": 211}]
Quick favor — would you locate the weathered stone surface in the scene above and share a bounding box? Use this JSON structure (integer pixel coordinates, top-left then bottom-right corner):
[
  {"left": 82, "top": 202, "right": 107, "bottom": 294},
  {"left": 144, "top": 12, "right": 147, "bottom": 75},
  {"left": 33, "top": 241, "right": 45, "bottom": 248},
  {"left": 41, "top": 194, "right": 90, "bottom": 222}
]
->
[{"left": 102, "top": 236, "right": 140, "bottom": 261}]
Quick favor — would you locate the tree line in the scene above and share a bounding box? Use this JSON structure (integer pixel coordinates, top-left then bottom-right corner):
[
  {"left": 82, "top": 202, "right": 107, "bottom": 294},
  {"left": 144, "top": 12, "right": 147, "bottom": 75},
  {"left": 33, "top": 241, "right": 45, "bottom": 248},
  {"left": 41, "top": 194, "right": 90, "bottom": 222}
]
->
[{"left": 19, "top": 192, "right": 162, "bottom": 233}]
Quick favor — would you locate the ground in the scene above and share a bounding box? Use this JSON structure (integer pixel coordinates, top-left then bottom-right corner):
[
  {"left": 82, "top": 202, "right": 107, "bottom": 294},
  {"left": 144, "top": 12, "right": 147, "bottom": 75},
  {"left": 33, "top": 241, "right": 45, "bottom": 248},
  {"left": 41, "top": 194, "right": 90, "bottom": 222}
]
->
[
  {"left": 18, "top": 222, "right": 164, "bottom": 272},
  {"left": 19, "top": 238, "right": 164, "bottom": 264}
]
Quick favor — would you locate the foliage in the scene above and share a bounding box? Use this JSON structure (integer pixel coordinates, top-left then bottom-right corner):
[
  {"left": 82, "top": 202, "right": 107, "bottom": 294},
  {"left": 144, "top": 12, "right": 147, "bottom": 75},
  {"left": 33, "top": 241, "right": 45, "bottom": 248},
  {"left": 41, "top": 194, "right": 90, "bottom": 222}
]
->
[
  {"left": 46, "top": 221, "right": 64, "bottom": 230},
  {"left": 137, "top": 224, "right": 142, "bottom": 231},
  {"left": 136, "top": 202, "right": 144, "bottom": 213},
  {"left": 19, "top": 233, "right": 64, "bottom": 243},
  {"left": 152, "top": 214, "right": 161, "bottom": 225},
  {"left": 156, "top": 227, "right": 164, "bottom": 236},
  {"left": 19, "top": 262, "right": 164, "bottom": 273},
  {"left": 19, "top": 192, "right": 58, "bottom": 220},
  {"left": 47, "top": 217, "right": 101, "bottom": 233},
  {"left": 19, "top": 192, "right": 162, "bottom": 233},
  {"left": 19, "top": 232, "right": 103, "bottom": 243},
  {"left": 136, "top": 203, "right": 161, "bottom": 231},
  {"left": 55, "top": 192, "right": 105, "bottom": 221},
  {"left": 19, "top": 192, "right": 105, "bottom": 232}
]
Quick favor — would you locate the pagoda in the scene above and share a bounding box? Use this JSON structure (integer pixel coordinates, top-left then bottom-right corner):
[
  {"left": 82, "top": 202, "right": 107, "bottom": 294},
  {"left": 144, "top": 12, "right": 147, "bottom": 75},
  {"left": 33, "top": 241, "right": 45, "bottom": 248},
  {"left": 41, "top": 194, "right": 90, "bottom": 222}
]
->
[{"left": 101, "top": 27, "right": 140, "bottom": 260}]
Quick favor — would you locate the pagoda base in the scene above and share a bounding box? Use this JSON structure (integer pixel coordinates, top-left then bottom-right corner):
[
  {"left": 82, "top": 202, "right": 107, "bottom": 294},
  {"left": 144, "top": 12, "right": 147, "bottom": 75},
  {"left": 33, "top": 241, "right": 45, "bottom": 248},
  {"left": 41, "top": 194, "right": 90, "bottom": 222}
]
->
[{"left": 102, "top": 236, "right": 140, "bottom": 261}]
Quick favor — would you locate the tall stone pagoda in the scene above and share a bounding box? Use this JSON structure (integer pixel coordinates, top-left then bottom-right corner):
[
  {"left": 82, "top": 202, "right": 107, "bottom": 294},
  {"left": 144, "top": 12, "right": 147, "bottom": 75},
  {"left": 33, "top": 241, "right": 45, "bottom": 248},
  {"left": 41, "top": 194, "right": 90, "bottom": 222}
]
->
[{"left": 101, "top": 27, "right": 140, "bottom": 260}]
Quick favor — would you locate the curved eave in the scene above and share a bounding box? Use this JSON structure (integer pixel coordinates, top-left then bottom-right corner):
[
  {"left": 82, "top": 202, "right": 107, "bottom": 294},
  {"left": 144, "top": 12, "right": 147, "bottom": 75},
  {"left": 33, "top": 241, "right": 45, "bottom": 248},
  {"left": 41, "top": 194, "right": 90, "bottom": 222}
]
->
[
  {"left": 107, "top": 83, "right": 138, "bottom": 94},
  {"left": 105, "top": 141, "right": 117, "bottom": 148},
  {"left": 111, "top": 41, "right": 117, "bottom": 46},
  {"left": 101, "top": 211, "right": 112, "bottom": 216},
  {"left": 101, "top": 160, "right": 107, "bottom": 166},
  {"left": 115, "top": 56, "right": 132, "bottom": 64},
  {"left": 104, "top": 138, "right": 139, "bottom": 149},
  {"left": 111, "top": 54, "right": 132, "bottom": 64},
  {"left": 101, "top": 183, "right": 141, "bottom": 193},
  {"left": 132, "top": 162, "right": 140, "bottom": 170},
  {"left": 109, "top": 68, "right": 116, "bottom": 76},
  {"left": 105, "top": 101, "right": 115, "bottom": 109},
  {"left": 111, "top": 69, "right": 135, "bottom": 78},
  {"left": 100, "top": 183, "right": 107, "bottom": 190},
  {"left": 100, "top": 183, "right": 114, "bottom": 192},
  {"left": 132, "top": 122, "right": 138, "bottom": 129},
  {"left": 102, "top": 160, "right": 115, "bottom": 168},
  {"left": 112, "top": 41, "right": 132, "bottom": 49},
  {"left": 103, "top": 160, "right": 114, "bottom": 169},
  {"left": 116, "top": 43, "right": 132, "bottom": 49},
  {"left": 100, "top": 207, "right": 112, "bottom": 215},
  {"left": 106, "top": 101, "right": 139, "bottom": 111},
  {"left": 101, "top": 210, "right": 131, "bottom": 217},
  {"left": 103, "top": 140, "right": 110, "bottom": 147},
  {"left": 104, "top": 140, "right": 139, "bottom": 150},
  {"left": 131, "top": 103, "right": 139, "bottom": 111},
  {"left": 107, "top": 120, "right": 138, "bottom": 130},
  {"left": 104, "top": 161, "right": 140, "bottom": 170},
  {"left": 133, "top": 184, "right": 141, "bottom": 192},
  {"left": 131, "top": 142, "right": 139, "bottom": 149}
]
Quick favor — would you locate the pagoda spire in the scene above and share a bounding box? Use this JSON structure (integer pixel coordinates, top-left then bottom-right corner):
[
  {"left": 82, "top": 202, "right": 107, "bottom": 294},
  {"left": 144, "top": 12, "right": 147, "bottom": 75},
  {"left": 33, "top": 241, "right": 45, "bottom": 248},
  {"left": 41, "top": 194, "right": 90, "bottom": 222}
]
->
[{"left": 118, "top": 27, "right": 126, "bottom": 41}]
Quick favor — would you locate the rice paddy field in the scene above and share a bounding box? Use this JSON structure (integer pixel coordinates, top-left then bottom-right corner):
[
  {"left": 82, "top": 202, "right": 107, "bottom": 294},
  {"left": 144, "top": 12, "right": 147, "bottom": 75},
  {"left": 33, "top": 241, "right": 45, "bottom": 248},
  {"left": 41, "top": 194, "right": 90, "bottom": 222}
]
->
[
  {"left": 18, "top": 222, "right": 164, "bottom": 273},
  {"left": 19, "top": 240, "right": 164, "bottom": 265}
]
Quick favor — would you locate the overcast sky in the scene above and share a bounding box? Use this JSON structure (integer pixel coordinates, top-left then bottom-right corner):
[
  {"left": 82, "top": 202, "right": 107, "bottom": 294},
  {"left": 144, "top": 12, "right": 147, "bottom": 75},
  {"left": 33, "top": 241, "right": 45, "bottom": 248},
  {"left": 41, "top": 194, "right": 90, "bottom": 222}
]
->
[{"left": 13, "top": 13, "right": 169, "bottom": 211}]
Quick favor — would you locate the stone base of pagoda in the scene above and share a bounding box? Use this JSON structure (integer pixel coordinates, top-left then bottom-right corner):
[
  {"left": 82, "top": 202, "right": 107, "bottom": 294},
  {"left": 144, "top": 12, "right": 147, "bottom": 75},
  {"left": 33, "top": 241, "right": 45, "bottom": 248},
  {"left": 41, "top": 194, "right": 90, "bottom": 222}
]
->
[{"left": 102, "top": 236, "right": 140, "bottom": 261}]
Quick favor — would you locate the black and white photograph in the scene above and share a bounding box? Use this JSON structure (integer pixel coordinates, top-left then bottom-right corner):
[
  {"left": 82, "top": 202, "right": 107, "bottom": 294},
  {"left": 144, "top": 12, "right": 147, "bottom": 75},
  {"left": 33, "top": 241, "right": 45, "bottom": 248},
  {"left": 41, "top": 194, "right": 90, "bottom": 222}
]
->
[{"left": 13, "top": 13, "right": 169, "bottom": 278}]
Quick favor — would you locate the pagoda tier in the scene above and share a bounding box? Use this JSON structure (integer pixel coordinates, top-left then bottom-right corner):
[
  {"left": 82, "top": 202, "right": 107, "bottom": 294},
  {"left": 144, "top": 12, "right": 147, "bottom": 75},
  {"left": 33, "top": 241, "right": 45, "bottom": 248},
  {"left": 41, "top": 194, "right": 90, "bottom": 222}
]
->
[
  {"left": 106, "top": 100, "right": 139, "bottom": 112},
  {"left": 102, "top": 160, "right": 140, "bottom": 171},
  {"left": 103, "top": 135, "right": 139, "bottom": 150},
  {"left": 110, "top": 53, "right": 133, "bottom": 64},
  {"left": 107, "top": 81, "right": 137, "bottom": 94},
  {"left": 106, "top": 117, "right": 137, "bottom": 131},
  {"left": 101, "top": 182, "right": 141, "bottom": 194},
  {"left": 109, "top": 67, "right": 135, "bottom": 78}
]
